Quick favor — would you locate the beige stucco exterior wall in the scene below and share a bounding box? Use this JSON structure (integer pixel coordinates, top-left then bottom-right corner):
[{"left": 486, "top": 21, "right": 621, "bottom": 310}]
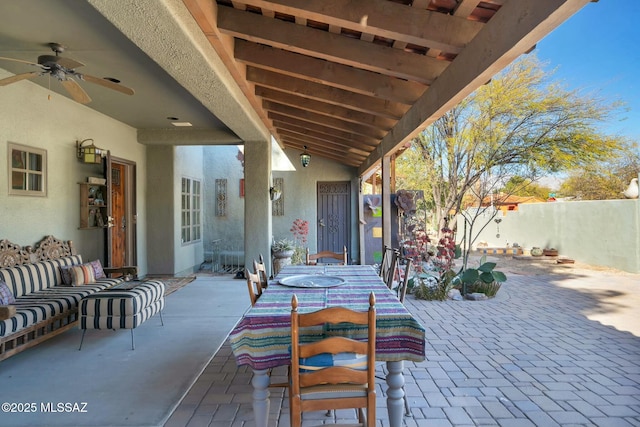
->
[
  {"left": 0, "top": 68, "right": 149, "bottom": 275},
  {"left": 272, "top": 148, "right": 359, "bottom": 262},
  {"left": 458, "top": 199, "right": 640, "bottom": 273}
]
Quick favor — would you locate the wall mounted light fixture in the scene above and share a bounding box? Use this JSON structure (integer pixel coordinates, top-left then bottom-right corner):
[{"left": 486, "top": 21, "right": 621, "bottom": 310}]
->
[
  {"left": 300, "top": 146, "right": 311, "bottom": 168},
  {"left": 76, "top": 139, "right": 104, "bottom": 164},
  {"left": 269, "top": 186, "right": 282, "bottom": 201}
]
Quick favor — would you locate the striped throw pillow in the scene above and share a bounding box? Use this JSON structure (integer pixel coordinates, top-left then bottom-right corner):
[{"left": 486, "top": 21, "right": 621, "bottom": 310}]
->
[{"left": 69, "top": 264, "right": 96, "bottom": 286}]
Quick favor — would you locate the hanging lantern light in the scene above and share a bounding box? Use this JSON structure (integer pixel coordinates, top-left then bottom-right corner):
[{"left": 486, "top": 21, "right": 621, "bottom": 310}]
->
[
  {"left": 76, "top": 138, "right": 104, "bottom": 164},
  {"left": 300, "top": 146, "right": 311, "bottom": 168}
]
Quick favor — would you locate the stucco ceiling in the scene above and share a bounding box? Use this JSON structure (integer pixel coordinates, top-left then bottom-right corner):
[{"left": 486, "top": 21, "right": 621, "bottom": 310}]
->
[{"left": 0, "top": 0, "right": 594, "bottom": 172}]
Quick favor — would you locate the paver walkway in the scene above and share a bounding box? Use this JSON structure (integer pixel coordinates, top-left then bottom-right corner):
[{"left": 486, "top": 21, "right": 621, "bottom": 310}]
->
[{"left": 166, "top": 267, "right": 640, "bottom": 427}]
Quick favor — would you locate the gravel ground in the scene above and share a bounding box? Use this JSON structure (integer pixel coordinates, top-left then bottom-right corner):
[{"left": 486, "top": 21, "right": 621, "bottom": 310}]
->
[{"left": 467, "top": 252, "right": 637, "bottom": 277}]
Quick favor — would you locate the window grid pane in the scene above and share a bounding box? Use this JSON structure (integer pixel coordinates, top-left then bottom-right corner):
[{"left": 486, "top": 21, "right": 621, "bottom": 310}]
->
[{"left": 8, "top": 143, "right": 46, "bottom": 196}]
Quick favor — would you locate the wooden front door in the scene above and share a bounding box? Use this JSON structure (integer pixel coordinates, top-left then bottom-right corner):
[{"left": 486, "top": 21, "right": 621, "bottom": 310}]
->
[
  {"left": 317, "top": 181, "right": 350, "bottom": 255},
  {"left": 107, "top": 158, "right": 136, "bottom": 268}
]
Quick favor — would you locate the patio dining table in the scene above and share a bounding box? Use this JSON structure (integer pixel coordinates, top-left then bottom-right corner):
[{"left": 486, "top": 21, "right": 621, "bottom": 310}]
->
[{"left": 229, "top": 264, "right": 426, "bottom": 427}]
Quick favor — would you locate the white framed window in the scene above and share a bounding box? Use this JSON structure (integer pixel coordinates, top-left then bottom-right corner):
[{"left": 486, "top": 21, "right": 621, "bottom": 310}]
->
[
  {"left": 8, "top": 143, "right": 47, "bottom": 197},
  {"left": 181, "top": 177, "right": 202, "bottom": 244}
]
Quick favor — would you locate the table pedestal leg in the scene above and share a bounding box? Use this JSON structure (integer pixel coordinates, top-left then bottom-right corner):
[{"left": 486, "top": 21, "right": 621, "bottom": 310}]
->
[
  {"left": 251, "top": 368, "right": 270, "bottom": 427},
  {"left": 386, "top": 360, "right": 405, "bottom": 427}
]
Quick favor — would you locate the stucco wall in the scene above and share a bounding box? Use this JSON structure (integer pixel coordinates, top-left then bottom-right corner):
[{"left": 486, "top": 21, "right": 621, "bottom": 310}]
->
[
  {"left": 203, "top": 146, "right": 245, "bottom": 260},
  {"left": 457, "top": 199, "right": 640, "bottom": 273},
  {"left": 0, "top": 68, "right": 149, "bottom": 275},
  {"left": 273, "top": 148, "right": 359, "bottom": 262},
  {"left": 200, "top": 145, "right": 360, "bottom": 267},
  {"left": 146, "top": 146, "right": 174, "bottom": 275}
]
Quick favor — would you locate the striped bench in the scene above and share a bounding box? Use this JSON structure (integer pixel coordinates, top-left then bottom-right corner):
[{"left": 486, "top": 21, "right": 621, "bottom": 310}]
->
[{"left": 78, "top": 280, "right": 165, "bottom": 350}]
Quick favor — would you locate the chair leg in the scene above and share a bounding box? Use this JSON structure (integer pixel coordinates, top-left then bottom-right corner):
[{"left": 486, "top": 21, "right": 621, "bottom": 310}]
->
[
  {"left": 159, "top": 309, "right": 165, "bottom": 326},
  {"left": 130, "top": 329, "right": 135, "bottom": 350},
  {"left": 78, "top": 329, "right": 86, "bottom": 351}
]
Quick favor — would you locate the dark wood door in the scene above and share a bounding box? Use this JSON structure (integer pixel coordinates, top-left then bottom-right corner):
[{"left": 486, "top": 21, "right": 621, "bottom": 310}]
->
[
  {"left": 317, "top": 181, "right": 350, "bottom": 255},
  {"left": 106, "top": 159, "right": 136, "bottom": 268},
  {"left": 110, "top": 162, "right": 126, "bottom": 267}
]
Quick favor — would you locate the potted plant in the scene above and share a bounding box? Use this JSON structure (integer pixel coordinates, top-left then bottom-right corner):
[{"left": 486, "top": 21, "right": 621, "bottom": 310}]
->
[
  {"left": 272, "top": 238, "right": 295, "bottom": 275},
  {"left": 272, "top": 238, "right": 295, "bottom": 258}
]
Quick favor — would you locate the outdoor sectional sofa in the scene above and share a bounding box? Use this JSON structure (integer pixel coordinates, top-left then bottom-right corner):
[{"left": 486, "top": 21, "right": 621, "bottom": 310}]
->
[{"left": 0, "top": 235, "right": 138, "bottom": 361}]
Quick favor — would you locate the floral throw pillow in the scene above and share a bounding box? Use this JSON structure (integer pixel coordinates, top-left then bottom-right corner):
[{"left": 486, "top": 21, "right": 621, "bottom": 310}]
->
[
  {"left": 0, "top": 280, "right": 16, "bottom": 305},
  {"left": 88, "top": 259, "right": 105, "bottom": 279},
  {"left": 69, "top": 264, "right": 96, "bottom": 286}
]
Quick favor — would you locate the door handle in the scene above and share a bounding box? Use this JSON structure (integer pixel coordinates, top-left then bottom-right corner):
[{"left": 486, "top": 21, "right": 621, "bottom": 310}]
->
[{"left": 318, "top": 218, "right": 325, "bottom": 227}]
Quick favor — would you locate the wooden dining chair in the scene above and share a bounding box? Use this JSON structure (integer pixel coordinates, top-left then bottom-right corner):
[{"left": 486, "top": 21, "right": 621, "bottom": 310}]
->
[
  {"left": 379, "top": 246, "right": 399, "bottom": 289},
  {"left": 289, "top": 293, "right": 376, "bottom": 427},
  {"left": 245, "top": 269, "right": 263, "bottom": 306},
  {"left": 305, "top": 246, "right": 348, "bottom": 265},
  {"left": 395, "top": 256, "right": 412, "bottom": 304},
  {"left": 253, "top": 255, "right": 268, "bottom": 290}
]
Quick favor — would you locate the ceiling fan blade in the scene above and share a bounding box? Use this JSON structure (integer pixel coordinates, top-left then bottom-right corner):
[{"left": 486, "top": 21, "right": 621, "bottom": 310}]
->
[
  {"left": 54, "top": 56, "right": 84, "bottom": 69},
  {"left": 82, "top": 74, "right": 134, "bottom": 96},
  {"left": 0, "top": 72, "right": 39, "bottom": 86},
  {"left": 0, "top": 56, "right": 42, "bottom": 67},
  {"left": 60, "top": 78, "right": 92, "bottom": 104}
]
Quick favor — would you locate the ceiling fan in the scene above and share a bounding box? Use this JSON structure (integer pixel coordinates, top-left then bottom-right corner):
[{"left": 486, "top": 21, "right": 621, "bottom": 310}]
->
[{"left": 0, "top": 42, "right": 134, "bottom": 104}]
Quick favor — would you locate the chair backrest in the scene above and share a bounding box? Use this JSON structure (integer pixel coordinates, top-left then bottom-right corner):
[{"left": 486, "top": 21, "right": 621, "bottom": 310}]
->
[
  {"left": 305, "top": 246, "right": 347, "bottom": 265},
  {"left": 396, "top": 256, "right": 412, "bottom": 303},
  {"left": 245, "top": 268, "right": 263, "bottom": 306},
  {"left": 253, "top": 257, "right": 268, "bottom": 289},
  {"left": 290, "top": 292, "right": 376, "bottom": 393},
  {"left": 379, "top": 246, "right": 399, "bottom": 289}
]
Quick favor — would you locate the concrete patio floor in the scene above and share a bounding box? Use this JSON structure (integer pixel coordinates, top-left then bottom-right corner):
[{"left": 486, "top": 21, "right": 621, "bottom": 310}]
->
[{"left": 165, "top": 261, "right": 640, "bottom": 427}]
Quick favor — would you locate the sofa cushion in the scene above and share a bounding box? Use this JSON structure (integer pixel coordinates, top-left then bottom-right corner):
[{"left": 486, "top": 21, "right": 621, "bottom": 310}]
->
[
  {"left": 0, "top": 278, "right": 121, "bottom": 338},
  {"left": 88, "top": 259, "right": 105, "bottom": 279},
  {"left": 0, "top": 255, "right": 82, "bottom": 297},
  {"left": 69, "top": 264, "right": 95, "bottom": 286},
  {"left": 0, "top": 280, "right": 15, "bottom": 305}
]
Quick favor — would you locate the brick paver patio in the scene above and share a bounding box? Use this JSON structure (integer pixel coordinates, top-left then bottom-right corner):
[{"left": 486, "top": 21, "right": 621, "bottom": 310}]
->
[{"left": 166, "top": 268, "right": 640, "bottom": 427}]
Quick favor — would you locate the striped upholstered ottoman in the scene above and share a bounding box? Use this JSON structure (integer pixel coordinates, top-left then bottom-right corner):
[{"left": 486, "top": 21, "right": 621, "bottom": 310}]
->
[{"left": 78, "top": 280, "right": 165, "bottom": 350}]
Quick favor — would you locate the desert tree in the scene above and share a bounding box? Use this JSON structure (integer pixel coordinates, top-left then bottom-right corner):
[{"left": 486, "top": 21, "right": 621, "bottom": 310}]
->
[{"left": 397, "top": 54, "right": 626, "bottom": 268}]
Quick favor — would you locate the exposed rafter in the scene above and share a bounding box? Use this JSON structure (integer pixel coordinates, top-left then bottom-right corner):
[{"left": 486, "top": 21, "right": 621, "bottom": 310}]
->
[{"left": 182, "top": 0, "right": 594, "bottom": 169}]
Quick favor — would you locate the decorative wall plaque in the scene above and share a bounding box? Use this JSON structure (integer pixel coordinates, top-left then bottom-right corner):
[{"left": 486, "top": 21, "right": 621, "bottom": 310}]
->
[{"left": 215, "top": 179, "right": 227, "bottom": 217}]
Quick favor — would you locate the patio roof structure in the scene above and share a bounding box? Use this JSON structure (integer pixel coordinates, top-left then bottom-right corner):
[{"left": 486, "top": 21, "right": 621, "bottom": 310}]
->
[
  {"left": 0, "top": 0, "right": 594, "bottom": 175},
  {"left": 182, "top": 0, "right": 595, "bottom": 176}
]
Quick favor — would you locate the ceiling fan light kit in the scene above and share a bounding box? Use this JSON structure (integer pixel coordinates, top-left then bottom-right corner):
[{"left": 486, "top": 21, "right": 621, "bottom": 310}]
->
[{"left": 0, "top": 42, "right": 134, "bottom": 104}]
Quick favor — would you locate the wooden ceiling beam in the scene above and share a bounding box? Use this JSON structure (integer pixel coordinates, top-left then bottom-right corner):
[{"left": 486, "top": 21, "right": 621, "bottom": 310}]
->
[
  {"left": 273, "top": 122, "right": 375, "bottom": 154},
  {"left": 359, "top": 0, "right": 594, "bottom": 175},
  {"left": 278, "top": 130, "right": 371, "bottom": 157},
  {"left": 268, "top": 113, "right": 380, "bottom": 147},
  {"left": 217, "top": 5, "right": 449, "bottom": 84},
  {"left": 235, "top": 41, "right": 427, "bottom": 105},
  {"left": 236, "top": 0, "right": 483, "bottom": 53},
  {"left": 256, "top": 87, "right": 396, "bottom": 130},
  {"left": 281, "top": 137, "right": 366, "bottom": 165},
  {"left": 283, "top": 139, "right": 361, "bottom": 168},
  {"left": 263, "top": 102, "right": 387, "bottom": 139},
  {"left": 247, "top": 67, "right": 409, "bottom": 119}
]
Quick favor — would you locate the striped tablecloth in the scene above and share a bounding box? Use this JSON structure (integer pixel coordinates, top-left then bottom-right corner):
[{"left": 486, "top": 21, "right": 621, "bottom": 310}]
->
[{"left": 230, "top": 264, "right": 426, "bottom": 370}]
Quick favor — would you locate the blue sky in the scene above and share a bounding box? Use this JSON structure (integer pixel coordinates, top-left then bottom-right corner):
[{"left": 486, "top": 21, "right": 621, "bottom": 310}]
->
[{"left": 536, "top": 0, "right": 640, "bottom": 143}]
